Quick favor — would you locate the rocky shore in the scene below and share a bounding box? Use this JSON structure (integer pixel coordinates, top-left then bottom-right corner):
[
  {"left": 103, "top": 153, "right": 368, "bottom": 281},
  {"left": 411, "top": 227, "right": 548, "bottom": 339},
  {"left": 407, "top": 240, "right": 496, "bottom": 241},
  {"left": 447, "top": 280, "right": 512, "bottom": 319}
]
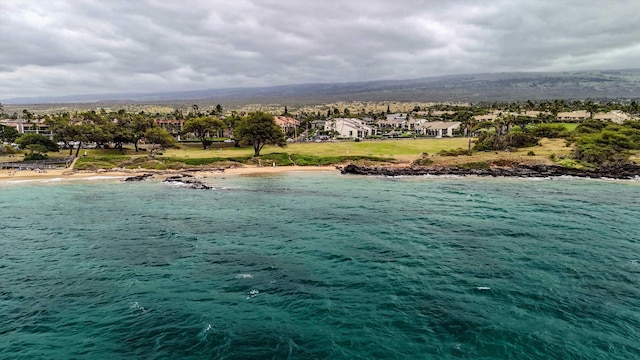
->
[
  {"left": 123, "top": 172, "right": 214, "bottom": 189},
  {"left": 340, "top": 163, "right": 640, "bottom": 180},
  {"left": 163, "top": 174, "right": 214, "bottom": 190}
]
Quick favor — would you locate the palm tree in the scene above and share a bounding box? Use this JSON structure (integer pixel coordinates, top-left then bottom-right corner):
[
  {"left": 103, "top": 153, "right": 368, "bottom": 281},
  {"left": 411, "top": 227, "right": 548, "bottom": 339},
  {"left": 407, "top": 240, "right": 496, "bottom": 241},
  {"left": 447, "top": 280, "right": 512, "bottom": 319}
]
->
[{"left": 455, "top": 110, "right": 475, "bottom": 153}]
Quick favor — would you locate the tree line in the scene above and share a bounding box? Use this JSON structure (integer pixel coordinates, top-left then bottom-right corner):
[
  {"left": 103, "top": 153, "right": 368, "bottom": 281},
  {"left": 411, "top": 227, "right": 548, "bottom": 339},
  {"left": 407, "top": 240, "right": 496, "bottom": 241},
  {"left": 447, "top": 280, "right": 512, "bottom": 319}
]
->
[{"left": 1, "top": 108, "right": 285, "bottom": 159}]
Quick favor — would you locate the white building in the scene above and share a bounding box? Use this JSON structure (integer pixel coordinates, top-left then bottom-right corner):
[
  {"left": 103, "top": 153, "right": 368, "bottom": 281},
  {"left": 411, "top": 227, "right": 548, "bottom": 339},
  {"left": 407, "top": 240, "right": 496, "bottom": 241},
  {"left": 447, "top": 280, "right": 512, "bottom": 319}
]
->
[
  {"left": 416, "top": 121, "right": 461, "bottom": 138},
  {"left": 0, "top": 119, "right": 53, "bottom": 139},
  {"left": 378, "top": 113, "right": 411, "bottom": 129},
  {"left": 325, "top": 118, "right": 376, "bottom": 139}
]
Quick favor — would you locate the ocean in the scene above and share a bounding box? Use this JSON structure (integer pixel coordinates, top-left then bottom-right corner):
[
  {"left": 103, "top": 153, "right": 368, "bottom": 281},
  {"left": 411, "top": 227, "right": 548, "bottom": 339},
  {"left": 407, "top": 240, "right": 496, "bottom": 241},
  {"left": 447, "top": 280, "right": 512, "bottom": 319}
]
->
[{"left": 1, "top": 172, "right": 639, "bottom": 359}]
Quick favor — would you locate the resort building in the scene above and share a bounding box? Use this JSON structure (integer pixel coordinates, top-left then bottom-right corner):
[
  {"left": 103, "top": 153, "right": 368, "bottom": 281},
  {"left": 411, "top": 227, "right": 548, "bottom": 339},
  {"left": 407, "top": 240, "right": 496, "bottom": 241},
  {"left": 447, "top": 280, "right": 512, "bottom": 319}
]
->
[
  {"left": 274, "top": 116, "right": 300, "bottom": 134},
  {"left": 556, "top": 111, "right": 590, "bottom": 121},
  {"left": 415, "top": 121, "right": 461, "bottom": 138},
  {"left": 0, "top": 119, "right": 53, "bottom": 139},
  {"left": 326, "top": 118, "right": 376, "bottom": 139},
  {"left": 154, "top": 118, "right": 185, "bottom": 140},
  {"left": 473, "top": 111, "right": 504, "bottom": 122},
  {"left": 378, "top": 113, "right": 411, "bottom": 129},
  {"left": 473, "top": 110, "right": 547, "bottom": 123},
  {"left": 592, "top": 110, "right": 631, "bottom": 124}
]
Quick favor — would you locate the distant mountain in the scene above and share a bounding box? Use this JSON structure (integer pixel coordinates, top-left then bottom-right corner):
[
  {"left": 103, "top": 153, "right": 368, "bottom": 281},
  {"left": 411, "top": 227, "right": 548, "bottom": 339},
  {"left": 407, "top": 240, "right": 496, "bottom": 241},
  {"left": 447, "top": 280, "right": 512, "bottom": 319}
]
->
[{"left": 4, "top": 69, "right": 640, "bottom": 105}]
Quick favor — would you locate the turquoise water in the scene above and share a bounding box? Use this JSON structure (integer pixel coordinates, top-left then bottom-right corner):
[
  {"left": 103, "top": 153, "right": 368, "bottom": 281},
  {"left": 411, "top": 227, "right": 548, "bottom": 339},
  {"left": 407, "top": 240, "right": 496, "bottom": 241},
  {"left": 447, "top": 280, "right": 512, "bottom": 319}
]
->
[{"left": 1, "top": 172, "right": 639, "bottom": 359}]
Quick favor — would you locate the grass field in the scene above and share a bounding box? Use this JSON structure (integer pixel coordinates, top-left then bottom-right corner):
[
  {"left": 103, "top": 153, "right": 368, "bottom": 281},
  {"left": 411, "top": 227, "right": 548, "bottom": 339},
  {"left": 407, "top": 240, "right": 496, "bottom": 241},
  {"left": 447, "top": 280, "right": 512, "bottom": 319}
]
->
[
  {"left": 154, "top": 138, "right": 470, "bottom": 162},
  {"left": 2, "top": 133, "right": 635, "bottom": 170}
]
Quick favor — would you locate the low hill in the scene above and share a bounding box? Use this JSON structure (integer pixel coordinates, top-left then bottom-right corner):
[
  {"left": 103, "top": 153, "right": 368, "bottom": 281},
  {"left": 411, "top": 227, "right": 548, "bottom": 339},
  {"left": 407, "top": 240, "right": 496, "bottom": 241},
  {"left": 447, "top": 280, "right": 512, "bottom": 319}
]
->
[{"left": 3, "top": 69, "right": 640, "bottom": 105}]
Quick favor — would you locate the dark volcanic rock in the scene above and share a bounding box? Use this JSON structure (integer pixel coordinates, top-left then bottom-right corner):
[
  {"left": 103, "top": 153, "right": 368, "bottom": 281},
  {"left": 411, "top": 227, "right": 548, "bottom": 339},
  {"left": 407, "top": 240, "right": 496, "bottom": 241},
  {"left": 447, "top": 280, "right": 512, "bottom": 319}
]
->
[
  {"left": 124, "top": 173, "right": 154, "bottom": 182},
  {"left": 163, "top": 174, "right": 212, "bottom": 190},
  {"left": 340, "top": 163, "right": 640, "bottom": 180}
]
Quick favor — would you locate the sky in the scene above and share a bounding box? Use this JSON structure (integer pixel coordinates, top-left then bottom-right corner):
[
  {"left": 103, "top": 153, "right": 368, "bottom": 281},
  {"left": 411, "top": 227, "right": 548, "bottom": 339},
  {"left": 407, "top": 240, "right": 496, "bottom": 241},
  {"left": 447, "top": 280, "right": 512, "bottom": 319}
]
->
[{"left": 1, "top": 0, "right": 639, "bottom": 99}]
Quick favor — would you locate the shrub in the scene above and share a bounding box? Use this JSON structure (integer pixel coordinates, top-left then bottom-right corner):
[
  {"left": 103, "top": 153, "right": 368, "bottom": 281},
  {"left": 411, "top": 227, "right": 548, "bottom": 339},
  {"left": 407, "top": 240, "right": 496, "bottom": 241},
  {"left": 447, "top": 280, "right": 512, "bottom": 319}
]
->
[
  {"left": 572, "top": 131, "right": 633, "bottom": 165},
  {"left": 290, "top": 154, "right": 392, "bottom": 166},
  {"left": 0, "top": 145, "right": 18, "bottom": 155},
  {"left": 507, "top": 132, "right": 540, "bottom": 149},
  {"left": 24, "top": 153, "right": 48, "bottom": 161},
  {"left": 531, "top": 124, "right": 568, "bottom": 138},
  {"left": 258, "top": 152, "right": 294, "bottom": 166},
  {"left": 459, "top": 161, "right": 490, "bottom": 170},
  {"left": 412, "top": 157, "right": 434, "bottom": 166},
  {"left": 557, "top": 159, "right": 584, "bottom": 169},
  {"left": 527, "top": 151, "right": 536, "bottom": 156},
  {"left": 574, "top": 119, "right": 607, "bottom": 134},
  {"left": 180, "top": 157, "right": 227, "bottom": 166},
  {"left": 473, "top": 132, "right": 538, "bottom": 151}
]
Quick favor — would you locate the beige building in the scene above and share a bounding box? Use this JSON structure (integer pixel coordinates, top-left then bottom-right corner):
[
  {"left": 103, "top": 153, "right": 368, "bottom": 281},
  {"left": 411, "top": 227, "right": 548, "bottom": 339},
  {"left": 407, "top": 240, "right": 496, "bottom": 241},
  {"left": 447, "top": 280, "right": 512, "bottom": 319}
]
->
[
  {"left": 592, "top": 110, "right": 631, "bottom": 124},
  {"left": 556, "top": 111, "right": 590, "bottom": 121},
  {"left": 274, "top": 116, "right": 300, "bottom": 133}
]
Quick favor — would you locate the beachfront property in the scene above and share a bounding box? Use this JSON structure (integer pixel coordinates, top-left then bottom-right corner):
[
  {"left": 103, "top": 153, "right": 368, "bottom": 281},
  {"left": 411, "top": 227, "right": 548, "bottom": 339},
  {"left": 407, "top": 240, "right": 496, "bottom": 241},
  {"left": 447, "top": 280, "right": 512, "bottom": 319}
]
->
[
  {"left": 325, "top": 118, "right": 377, "bottom": 139},
  {"left": 377, "top": 113, "right": 412, "bottom": 129},
  {"left": 592, "top": 110, "right": 631, "bottom": 123},
  {"left": 415, "top": 121, "right": 461, "bottom": 137},
  {"left": 473, "top": 110, "right": 546, "bottom": 122},
  {"left": 274, "top": 116, "right": 301, "bottom": 134},
  {"left": 0, "top": 119, "right": 53, "bottom": 139},
  {"left": 556, "top": 110, "right": 590, "bottom": 121},
  {"left": 155, "top": 118, "right": 186, "bottom": 140}
]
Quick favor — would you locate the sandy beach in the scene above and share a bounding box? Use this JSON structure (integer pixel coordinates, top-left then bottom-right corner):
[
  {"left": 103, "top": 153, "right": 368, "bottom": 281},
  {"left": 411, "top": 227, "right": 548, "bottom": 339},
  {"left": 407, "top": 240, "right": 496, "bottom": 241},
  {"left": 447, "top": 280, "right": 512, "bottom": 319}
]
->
[{"left": 0, "top": 165, "right": 339, "bottom": 183}]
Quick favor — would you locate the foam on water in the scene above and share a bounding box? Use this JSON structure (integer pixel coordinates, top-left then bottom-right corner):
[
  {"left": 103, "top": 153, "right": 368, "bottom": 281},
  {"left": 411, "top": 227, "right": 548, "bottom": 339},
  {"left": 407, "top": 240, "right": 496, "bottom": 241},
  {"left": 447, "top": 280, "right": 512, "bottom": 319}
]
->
[{"left": 246, "top": 289, "right": 260, "bottom": 299}]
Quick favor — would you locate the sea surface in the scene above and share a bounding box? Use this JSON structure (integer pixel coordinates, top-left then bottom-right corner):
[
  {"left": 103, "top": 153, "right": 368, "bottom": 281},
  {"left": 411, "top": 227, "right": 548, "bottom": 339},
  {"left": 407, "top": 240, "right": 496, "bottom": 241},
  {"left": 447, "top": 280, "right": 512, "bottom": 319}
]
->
[{"left": 1, "top": 172, "right": 639, "bottom": 359}]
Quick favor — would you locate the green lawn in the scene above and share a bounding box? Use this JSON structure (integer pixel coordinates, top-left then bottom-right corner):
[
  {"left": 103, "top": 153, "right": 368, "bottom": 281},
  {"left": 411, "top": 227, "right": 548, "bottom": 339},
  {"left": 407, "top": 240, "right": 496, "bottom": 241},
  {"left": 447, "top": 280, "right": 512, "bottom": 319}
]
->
[
  {"left": 160, "top": 138, "right": 469, "bottom": 162},
  {"left": 554, "top": 122, "right": 580, "bottom": 131},
  {"left": 10, "top": 136, "right": 594, "bottom": 170}
]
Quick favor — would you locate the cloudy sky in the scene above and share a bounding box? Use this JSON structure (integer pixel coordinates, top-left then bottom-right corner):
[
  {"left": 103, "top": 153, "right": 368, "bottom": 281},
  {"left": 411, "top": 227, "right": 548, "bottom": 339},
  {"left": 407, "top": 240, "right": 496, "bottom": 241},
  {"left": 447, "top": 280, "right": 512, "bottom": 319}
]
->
[{"left": 1, "top": 0, "right": 639, "bottom": 99}]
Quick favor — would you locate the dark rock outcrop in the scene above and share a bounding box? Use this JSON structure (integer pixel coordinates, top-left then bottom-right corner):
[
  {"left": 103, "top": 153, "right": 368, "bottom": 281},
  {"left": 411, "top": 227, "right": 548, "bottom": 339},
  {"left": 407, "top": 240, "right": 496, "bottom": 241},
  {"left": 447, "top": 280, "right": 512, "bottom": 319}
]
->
[
  {"left": 340, "top": 163, "right": 640, "bottom": 180},
  {"left": 163, "top": 174, "right": 213, "bottom": 190},
  {"left": 124, "top": 173, "right": 154, "bottom": 182}
]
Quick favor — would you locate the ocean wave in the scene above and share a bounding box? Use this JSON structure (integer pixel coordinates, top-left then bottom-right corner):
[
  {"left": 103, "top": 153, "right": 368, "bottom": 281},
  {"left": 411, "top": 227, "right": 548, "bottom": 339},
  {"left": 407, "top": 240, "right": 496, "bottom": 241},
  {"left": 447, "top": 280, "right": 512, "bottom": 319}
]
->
[
  {"left": 129, "top": 301, "right": 148, "bottom": 314},
  {"left": 246, "top": 289, "right": 260, "bottom": 299}
]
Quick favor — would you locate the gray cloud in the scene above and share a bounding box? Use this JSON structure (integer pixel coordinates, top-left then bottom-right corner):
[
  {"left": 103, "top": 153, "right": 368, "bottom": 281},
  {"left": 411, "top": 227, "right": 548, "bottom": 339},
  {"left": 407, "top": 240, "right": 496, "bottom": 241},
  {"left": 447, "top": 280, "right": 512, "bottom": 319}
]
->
[{"left": 1, "top": 0, "right": 639, "bottom": 99}]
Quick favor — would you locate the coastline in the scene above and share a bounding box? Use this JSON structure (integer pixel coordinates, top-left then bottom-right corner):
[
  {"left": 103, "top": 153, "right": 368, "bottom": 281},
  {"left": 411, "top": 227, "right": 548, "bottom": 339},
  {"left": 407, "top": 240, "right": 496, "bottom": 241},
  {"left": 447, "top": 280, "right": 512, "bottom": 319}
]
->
[
  {"left": 0, "top": 165, "right": 338, "bottom": 183},
  {"left": 3, "top": 162, "right": 640, "bottom": 184},
  {"left": 340, "top": 163, "right": 640, "bottom": 180}
]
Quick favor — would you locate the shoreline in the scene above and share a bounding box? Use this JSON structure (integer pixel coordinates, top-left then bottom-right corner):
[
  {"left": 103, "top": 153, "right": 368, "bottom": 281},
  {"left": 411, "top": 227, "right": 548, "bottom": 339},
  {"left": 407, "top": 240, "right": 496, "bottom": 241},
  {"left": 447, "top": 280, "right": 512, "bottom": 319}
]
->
[
  {"left": 3, "top": 162, "right": 640, "bottom": 184},
  {"left": 0, "top": 165, "right": 339, "bottom": 183},
  {"left": 340, "top": 163, "right": 640, "bottom": 180}
]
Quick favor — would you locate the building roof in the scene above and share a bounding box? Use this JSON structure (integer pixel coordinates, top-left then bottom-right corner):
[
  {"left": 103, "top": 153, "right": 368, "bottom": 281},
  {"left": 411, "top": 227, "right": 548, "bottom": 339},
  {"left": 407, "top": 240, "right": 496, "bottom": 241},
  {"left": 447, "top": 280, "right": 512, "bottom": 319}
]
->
[
  {"left": 557, "top": 111, "right": 590, "bottom": 119},
  {"left": 334, "top": 118, "right": 372, "bottom": 130},
  {"left": 420, "top": 121, "right": 461, "bottom": 130},
  {"left": 386, "top": 113, "right": 409, "bottom": 121},
  {"left": 593, "top": 110, "right": 630, "bottom": 123},
  {"left": 274, "top": 116, "right": 300, "bottom": 127}
]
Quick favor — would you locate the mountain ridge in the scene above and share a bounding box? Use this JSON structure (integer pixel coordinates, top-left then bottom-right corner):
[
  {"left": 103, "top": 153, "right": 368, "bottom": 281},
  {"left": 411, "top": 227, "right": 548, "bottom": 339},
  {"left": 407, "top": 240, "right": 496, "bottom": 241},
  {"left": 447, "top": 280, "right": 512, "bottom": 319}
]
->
[{"left": 3, "top": 69, "right": 640, "bottom": 105}]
